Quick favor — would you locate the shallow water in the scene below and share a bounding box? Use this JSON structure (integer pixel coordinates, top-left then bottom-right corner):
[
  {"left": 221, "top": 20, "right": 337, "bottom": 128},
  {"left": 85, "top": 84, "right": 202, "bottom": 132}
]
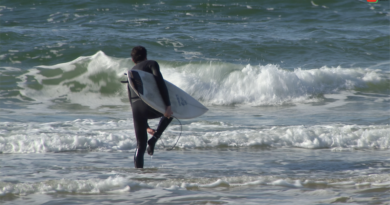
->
[
  {"left": 1, "top": 0, "right": 389, "bottom": 204},
  {"left": 2, "top": 148, "right": 390, "bottom": 204}
]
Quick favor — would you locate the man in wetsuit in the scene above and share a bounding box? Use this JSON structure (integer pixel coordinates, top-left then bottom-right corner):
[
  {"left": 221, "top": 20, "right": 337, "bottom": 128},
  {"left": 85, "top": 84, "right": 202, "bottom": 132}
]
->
[{"left": 127, "top": 46, "right": 173, "bottom": 168}]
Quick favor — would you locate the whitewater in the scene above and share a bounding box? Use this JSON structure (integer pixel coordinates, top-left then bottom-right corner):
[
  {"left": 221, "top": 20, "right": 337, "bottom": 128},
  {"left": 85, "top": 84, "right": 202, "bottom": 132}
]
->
[
  {"left": 1, "top": 51, "right": 389, "bottom": 204},
  {"left": 1, "top": 0, "right": 389, "bottom": 204}
]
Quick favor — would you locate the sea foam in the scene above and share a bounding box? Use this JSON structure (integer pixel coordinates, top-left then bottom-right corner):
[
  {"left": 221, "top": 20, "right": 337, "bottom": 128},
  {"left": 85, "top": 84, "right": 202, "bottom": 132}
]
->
[
  {"left": 1, "top": 173, "right": 389, "bottom": 198},
  {"left": 0, "top": 119, "right": 388, "bottom": 154},
  {"left": 161, "top": 62, "right": 384, "bottom": 106},
  {"left": 15, "top": 51, "right": 387, "bottom": 109}
]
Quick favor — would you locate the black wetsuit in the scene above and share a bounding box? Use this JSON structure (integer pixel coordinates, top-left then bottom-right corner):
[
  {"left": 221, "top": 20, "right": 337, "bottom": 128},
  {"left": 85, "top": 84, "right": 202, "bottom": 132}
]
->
[{"left": 127, "top": 60, "right": 172, "bottom": 168}]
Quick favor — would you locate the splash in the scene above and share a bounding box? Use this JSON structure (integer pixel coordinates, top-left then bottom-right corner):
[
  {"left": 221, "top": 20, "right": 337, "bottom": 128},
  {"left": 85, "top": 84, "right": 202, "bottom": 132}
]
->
[
  {"left": 161, "top": 62, "right": 385, "bottom": 106},
  {"left": 0, "top": 119, "right": 388, "bottom": 154},
  {"left": 15, "top": 51, "right": 386, "bottom": 109}
]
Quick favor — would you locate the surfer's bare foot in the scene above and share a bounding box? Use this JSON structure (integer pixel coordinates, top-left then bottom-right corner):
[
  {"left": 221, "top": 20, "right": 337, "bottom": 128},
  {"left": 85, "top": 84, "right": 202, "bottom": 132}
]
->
[
  {"left": 147, "top": 128, "right": 156, "bottom": 135},
  {"left": 147, "top": 136, "right": 158, "bottom": 155}
]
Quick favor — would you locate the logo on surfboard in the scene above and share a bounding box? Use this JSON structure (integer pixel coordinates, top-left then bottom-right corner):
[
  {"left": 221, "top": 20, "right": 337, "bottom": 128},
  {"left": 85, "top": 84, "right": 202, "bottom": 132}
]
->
[{"left": 176, "top": 94, "right": 187, "bottom": 106}]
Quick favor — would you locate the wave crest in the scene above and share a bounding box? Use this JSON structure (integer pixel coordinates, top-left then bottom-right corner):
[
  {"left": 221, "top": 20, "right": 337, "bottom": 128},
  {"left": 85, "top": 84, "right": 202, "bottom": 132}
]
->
[{"left": 15, "top": 51, "right": 387, "bottom": 108}]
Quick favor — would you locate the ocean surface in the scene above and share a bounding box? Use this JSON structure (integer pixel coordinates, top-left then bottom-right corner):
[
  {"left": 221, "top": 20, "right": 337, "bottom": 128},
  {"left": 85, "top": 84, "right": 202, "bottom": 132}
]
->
[{"left": 1, "top": 0, "right": 389, "bottom": 204}]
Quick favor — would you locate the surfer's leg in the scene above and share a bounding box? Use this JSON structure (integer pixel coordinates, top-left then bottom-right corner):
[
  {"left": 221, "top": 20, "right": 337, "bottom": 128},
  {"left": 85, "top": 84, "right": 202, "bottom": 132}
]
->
[
  {"left": 147, "top": 117, "right": 173, "bottom": 155},
  {"left": 133, "top": 118, "right": 148, "bottom": 168},
  {"left": 132, "top": 101, "right": 149, "bottom": 168},
  {"left": 155, "top": 116, "right": 174, "bottom": 138}
]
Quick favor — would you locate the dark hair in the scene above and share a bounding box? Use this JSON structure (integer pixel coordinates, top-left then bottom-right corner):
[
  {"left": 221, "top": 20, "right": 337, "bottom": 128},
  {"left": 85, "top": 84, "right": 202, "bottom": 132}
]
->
[{"left": 131, "top": 46, "right": 147, "bottom": 63}]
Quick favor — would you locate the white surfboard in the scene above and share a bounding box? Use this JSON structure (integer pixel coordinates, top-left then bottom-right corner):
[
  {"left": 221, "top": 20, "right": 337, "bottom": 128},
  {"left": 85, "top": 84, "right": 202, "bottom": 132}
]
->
[{"left": 127, "top": 70, "right": 208, "bottom": 119}]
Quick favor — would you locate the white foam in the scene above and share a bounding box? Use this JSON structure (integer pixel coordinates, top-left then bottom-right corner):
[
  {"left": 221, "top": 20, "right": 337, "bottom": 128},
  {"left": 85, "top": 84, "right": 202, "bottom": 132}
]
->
[
  {"left": 17, "top": 51, "right": 129, "bottom": 109},
  {"left": 0, "top": 120, "right": 388, "bottom": 154},
  {"left": 161, "top": 63, "right": 385, "bottom": 106},
  {"left": 0, "top": 176, "right": 133, "bottom": 196},
  {"left": 174, "top": 123, "right": 390, "bottom": 150},
  {"left": 199, "top": 179, "right": 230, "bottom": 188},
  {"left": 157, "top": 194, "right": 220, "bottom": 203},
  {"left": 15, "top": 51, "right": 387, "bottom": 109},
  {"left": 268, "top": 179, "right": 303, "bottom": 188},
  {"left": 157, "top": 38, "right": 184, "bottom": 48},
  {"left": 0, "top": 119, "right": 137, "bottom": 154},
  {"left": 2, "top": 174, "right": 389, "bottom": 197},
  {"left": 0, "top": 66, "right": 21, "bottom": 72}
]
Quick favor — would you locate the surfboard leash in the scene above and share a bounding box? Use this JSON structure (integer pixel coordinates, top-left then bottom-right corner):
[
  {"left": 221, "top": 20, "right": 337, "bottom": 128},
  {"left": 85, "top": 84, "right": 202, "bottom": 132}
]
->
[{"left": 160, "top": 117, "right": 182, "bottom": 151}]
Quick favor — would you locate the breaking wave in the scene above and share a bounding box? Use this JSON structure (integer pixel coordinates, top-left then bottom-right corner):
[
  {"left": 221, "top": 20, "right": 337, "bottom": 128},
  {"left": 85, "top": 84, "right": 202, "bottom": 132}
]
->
[{"left": 8, "top": 51, "right": 387, "bottom": 108}]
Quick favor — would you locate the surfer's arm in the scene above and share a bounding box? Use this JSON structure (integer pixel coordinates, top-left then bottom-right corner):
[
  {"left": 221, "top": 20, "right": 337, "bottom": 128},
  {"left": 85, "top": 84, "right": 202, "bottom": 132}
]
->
[
  {"left": 164, "top": 106, "right": 173, "bottom": 118},
  {"left": 150, "top": 61, "right": 171, "bottom": 107}
]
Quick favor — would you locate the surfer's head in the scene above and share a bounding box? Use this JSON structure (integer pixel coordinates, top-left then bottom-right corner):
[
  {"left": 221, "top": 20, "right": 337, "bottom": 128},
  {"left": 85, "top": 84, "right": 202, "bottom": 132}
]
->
[{"left": 131, "top": 46, "right": 147, "bottom": 64}]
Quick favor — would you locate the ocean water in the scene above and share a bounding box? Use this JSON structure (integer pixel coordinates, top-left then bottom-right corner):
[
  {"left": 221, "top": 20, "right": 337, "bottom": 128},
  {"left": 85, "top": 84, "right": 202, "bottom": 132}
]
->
[{"left": 1, "top": 0, "right": 389, "bottom": 204}]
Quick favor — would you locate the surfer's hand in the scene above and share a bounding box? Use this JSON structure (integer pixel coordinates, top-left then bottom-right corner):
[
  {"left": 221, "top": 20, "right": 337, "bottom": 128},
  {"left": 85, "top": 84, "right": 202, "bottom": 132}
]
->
[
  {"left": 164, "top": 106, "right": 173, "bottom": 118},
  {"left": 147, "top": 128, "right": 156, "bottom": 135}
]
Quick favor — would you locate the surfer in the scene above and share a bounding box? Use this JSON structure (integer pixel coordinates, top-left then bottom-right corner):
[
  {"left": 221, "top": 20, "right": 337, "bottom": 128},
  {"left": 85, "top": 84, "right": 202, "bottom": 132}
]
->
[{"left": 127, "top": 46, "right": 173, "bottom": 168}]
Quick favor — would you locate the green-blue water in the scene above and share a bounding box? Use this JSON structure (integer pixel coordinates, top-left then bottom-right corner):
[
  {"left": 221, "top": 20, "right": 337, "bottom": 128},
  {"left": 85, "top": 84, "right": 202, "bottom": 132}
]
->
[{"left": 1, "top": 0, "right": 389, "bottom": 204}]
